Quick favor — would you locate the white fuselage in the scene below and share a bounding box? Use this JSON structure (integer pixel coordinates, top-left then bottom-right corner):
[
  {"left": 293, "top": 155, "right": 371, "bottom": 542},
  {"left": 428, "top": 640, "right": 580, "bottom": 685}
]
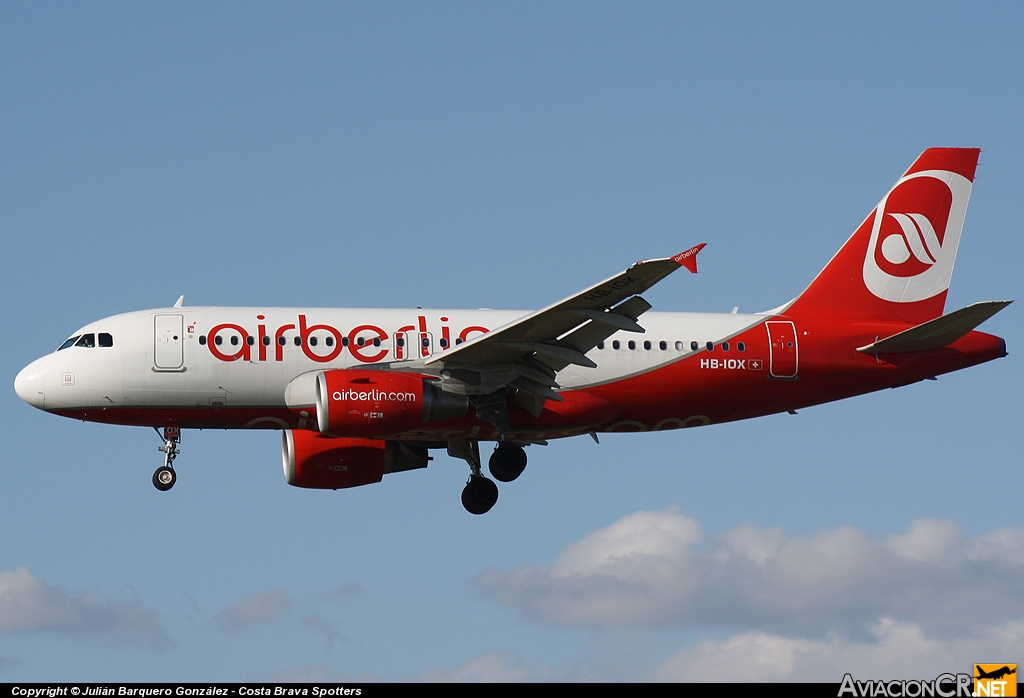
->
[{"left": 17, "top": 306, "right": 761, "bottom": 417}]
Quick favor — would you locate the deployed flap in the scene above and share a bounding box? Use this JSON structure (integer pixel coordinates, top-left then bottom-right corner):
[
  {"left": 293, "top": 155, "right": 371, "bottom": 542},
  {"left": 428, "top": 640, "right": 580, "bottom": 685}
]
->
[
  {"left": 424, "top": 245, "right": 706, "bottom": 371},
  {"left": 857, "top": 300, "right": 1012, "bottom": 354}
]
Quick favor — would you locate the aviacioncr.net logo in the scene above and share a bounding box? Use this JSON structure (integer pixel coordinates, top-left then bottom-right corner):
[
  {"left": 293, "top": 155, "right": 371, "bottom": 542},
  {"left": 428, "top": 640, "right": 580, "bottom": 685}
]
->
[{"left": 862, "top": 169, "right": 973, "bottom": 303}]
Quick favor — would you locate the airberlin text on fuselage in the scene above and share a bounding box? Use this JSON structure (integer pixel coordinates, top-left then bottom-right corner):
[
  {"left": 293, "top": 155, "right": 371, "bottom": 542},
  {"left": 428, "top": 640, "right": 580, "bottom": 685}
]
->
[{"left": 204, "top": 314, "right": 489, "bottom": 364}]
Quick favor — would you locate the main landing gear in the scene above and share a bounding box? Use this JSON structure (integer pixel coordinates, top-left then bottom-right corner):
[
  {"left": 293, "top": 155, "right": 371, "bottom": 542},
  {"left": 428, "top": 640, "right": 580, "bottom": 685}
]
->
[
  {"left": 488, "top": 441, "right": 527, "bottom": 482},
  {"left": 152, "top": 425, "right": 180, "bottom": 491},
  {"left": 449, "top": 441, "right": 528, "bottom": 514}
]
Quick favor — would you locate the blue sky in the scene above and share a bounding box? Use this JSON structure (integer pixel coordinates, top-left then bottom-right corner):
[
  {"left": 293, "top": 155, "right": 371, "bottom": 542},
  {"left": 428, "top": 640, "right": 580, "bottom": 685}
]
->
[{"left": 1, "top": 2, "right": 1022, "bottom": 682}]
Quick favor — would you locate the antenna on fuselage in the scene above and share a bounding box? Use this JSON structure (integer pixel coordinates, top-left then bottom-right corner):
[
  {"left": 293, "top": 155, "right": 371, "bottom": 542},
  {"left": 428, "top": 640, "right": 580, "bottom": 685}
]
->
[{"left": 173, "top": 295, "right": 184, "bottom": 308}]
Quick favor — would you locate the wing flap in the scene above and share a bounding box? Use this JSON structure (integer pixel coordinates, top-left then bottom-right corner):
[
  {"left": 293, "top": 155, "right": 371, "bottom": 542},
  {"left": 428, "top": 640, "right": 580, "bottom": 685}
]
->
[{"left": 568, "top": 309, "right": 646, "bottom": 333}]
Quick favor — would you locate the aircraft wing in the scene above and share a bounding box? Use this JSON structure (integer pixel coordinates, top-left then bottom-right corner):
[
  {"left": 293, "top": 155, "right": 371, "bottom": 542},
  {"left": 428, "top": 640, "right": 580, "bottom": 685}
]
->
[{"left": 418, "top": 244, "right": 705, "bottom": 417}]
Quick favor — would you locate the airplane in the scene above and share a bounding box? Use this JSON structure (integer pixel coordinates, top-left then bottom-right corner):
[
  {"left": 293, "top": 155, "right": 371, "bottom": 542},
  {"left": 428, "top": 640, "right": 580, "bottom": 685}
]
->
[
  {"left": 13, "top": 148, "right": 1011, "bottom": 514},
  {"left": 975, "top": 666, "right": 1017, "bottom": 681}
]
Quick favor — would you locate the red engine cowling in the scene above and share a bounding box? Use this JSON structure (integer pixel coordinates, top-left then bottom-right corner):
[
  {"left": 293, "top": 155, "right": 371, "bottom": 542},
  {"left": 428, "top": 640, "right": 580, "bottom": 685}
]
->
[
  {"left": 282, "top": 431, "right": 385, "bottom": 489},
  {"left": 315, "top": 369, "right": 467, "bottom": 437},
  {"left": 282, "top": 430, "right": 433, "bottom": 489}
]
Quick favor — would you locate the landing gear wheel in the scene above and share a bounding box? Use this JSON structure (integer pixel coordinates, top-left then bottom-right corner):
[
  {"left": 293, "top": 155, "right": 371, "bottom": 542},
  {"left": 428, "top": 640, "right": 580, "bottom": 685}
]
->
[
  {"left": 153, "top": 466, "right": 176, "bottom": 491},
  {"left": 461, "top": 476, "right": 498, "bottom": 515},
  {"left": 489, "top": 442, "right": 527, "bottom": 482}
]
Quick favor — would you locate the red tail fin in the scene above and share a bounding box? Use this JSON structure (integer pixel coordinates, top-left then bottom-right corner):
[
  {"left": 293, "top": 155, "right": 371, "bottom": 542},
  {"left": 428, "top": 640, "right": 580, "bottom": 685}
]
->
[{"left": 787, "top": 148, "right": 980, "bottom": 324}]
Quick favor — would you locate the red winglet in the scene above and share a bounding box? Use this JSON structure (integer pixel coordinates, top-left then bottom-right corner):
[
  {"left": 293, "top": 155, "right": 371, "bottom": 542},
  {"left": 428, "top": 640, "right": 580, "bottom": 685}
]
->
[{"left": 671, "top": 243, "right": 706, "bottom": 273}]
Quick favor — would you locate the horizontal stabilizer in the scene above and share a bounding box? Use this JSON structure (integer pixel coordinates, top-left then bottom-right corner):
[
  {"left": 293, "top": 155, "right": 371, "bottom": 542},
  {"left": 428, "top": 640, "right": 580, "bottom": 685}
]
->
[{"left": 857, "top": 300, "right": 1012, "bottom": 354}]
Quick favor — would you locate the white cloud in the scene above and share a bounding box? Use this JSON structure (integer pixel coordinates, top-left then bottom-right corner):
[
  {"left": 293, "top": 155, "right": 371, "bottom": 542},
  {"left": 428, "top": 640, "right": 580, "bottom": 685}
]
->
[
  {"left": 410, "top": 652, "right": 531, "bottom": 683},
  {"left": 649, "top": 618, "right": 1024, "bottom": 682},
  {"left": 271, "top": 654, "right": 540, "bottom": 683},
  {"left": 476, "top": 508, "right": 1024, "bottom": 636},
  {"left": 273, "top": 512, "right": 1024, "bottom": 684},
  {"left": 0, "top": 566, "right": 167, "bottom": 648},
  {"left": 215, "top": 588, "right": 293, "bottom": 631}
]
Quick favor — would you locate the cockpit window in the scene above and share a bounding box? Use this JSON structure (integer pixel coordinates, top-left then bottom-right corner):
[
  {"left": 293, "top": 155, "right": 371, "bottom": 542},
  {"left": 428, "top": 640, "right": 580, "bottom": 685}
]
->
[
  {"left": 98, "top": 333, "right": 113, "bottom": 347},
  {"left": 75, "top": 334, "right": 96, "bottom": 348},
  {"left": 57, "top": 336, "right": 80, "bottom": 351}
]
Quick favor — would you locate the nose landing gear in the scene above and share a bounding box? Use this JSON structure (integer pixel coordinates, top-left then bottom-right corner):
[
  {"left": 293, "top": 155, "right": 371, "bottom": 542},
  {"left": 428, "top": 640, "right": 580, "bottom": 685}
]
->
[
  {"left": 153, "top": 465, "right": 176, "bottom": 491},
  {"left": 153, "top": 425, "right": 180, "bottom": 491}
]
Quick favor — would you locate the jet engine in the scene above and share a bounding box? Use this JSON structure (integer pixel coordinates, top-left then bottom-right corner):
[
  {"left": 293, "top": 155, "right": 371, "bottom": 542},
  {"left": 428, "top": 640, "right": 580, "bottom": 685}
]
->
[
  {"left": 282, "top": 430, "right": 431, "bottom": 489},
  {"left": 315, "top": 369, "right": 468, "bottom": 438}
]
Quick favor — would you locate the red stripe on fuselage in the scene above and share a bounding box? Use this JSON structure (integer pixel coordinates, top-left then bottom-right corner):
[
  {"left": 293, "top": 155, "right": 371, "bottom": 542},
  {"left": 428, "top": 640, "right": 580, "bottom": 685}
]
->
[{"left": 52, "top": 325, "right": 1005, "bottom": 438}]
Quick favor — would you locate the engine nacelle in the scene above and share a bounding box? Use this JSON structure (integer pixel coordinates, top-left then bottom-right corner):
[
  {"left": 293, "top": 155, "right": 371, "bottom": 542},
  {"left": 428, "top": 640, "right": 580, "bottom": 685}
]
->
[
  {"left": 315, "top": 369, "right": 468, "bottom": 438},
  {"left": 282, "top": 430, "right": 430, "bottom": 489}
]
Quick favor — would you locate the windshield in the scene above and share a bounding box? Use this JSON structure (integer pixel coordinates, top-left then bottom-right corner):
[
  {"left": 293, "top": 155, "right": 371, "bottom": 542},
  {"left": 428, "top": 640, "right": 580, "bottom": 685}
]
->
[{"left": 57, "top": 336, "right": 80, "bottom": 351}]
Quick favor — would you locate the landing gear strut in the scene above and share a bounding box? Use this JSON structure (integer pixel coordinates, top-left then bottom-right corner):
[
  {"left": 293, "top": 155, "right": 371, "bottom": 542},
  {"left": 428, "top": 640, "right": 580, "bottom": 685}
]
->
[
  {"left": 153, "top": 425, "right": 180, "bottom": 491},
  {"left": 449, "top": 441, "right": 499, "bottom": 515}
]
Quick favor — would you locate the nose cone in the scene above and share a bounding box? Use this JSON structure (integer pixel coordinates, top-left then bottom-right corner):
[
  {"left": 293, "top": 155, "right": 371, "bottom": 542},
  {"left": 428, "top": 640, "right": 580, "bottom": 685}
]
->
[{"left": 15, "top": 360, "right": 45, "bottom": 409}]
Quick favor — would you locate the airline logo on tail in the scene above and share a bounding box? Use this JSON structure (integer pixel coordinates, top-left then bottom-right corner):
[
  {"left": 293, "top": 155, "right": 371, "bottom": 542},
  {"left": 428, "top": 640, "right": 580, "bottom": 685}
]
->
[{"left": 862, "top": 169, "right": 973, "bottom": 303}]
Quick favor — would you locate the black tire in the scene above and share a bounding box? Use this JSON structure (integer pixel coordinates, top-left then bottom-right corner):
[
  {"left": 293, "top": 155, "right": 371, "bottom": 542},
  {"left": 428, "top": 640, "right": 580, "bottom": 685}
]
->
[
  {"left": 488, "top": 442, "right": 527, "bottom": 482},
  {"left": 461, "top": 476, "right": 498, "bottom": 515},
  {"left": 153, "top": 466, "right": 176, "bottom": 491}
]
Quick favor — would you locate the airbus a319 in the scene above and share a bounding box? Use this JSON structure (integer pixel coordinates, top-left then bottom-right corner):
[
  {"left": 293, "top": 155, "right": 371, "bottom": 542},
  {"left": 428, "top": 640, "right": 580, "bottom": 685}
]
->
[{"left": 14, "top": 148, "right": 1010, "bottom": 514}]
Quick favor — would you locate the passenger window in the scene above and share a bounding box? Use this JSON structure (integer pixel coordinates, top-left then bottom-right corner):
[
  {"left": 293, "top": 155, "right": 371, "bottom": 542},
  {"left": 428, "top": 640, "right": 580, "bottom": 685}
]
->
[
  {"left": 309, "top": 337, "right": 318, "bottom": 347},
  {"left": 722, "top": 342, "right": 730, "bottom": 352},
  {"left": 325, "top": 337, "right": 333, "bottom": 346},
  {"left": 706, "top": 342, "right": 714, "bottom": 351},
  {"left": 262, "top": 336, "right": 271, "bottom": 346},
  {"left": 199, "top": 336, "right": 207, "bottom": 345},
  {"left": 455, "top": 338, "right": 463, "bottom": 345},
  {"left": 659, "top": 341, "right": 667, "bottom": 350},
  {"left": 597, "top": 341, "right": 605, "bottom": 350},
  {"left": 246, "top": 336, "right": 255, "bottom": 346},
  {"left": 230, "top": 336, "right": 239, "bottom": 346},
  {"left": 644, "top": 340, "right": 651, "bottom": 350},
  {"left": 690, "top": 341, "right": 699, "bottom": 351},
  {"left": 738, "top": 342, "right": 745, "bottom": 352},
  {"left": 75, "top": 334, "right": 96, "bottom": 348},
  {"left": 278, "top": 336, "right": 286, "bottom": 346},
  {"left": 396, "top": 337, "right": 405, "bottom": 347},
  {"left": 373, "top": 338, "right": 381, "bottom": 347},
  {"left": 58, "top": 336, "right": 80, "bottom": 351},
  {"left": 612, "top": 340, "right": 620, "bottom": 350},
  {"left": 294, "top": 337, "right": 302, "bottom": 346},
  {"left": 675, "top": 341, "right": 683, "bottom": 351},
  {"left": 99, "top": 333, "right": 113, "bottom": 347},
  {"left": 439, "top": 337, "right": 448, "bottom": 348},
  {"left": 628, "top": 340, "right": 636, "bottom": 350},
  {"left": 342, "top": 337, "right": 350, "bottom": 347},
  {"left": 358, "top": 337, "right": 366, "bottom": 347}
]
